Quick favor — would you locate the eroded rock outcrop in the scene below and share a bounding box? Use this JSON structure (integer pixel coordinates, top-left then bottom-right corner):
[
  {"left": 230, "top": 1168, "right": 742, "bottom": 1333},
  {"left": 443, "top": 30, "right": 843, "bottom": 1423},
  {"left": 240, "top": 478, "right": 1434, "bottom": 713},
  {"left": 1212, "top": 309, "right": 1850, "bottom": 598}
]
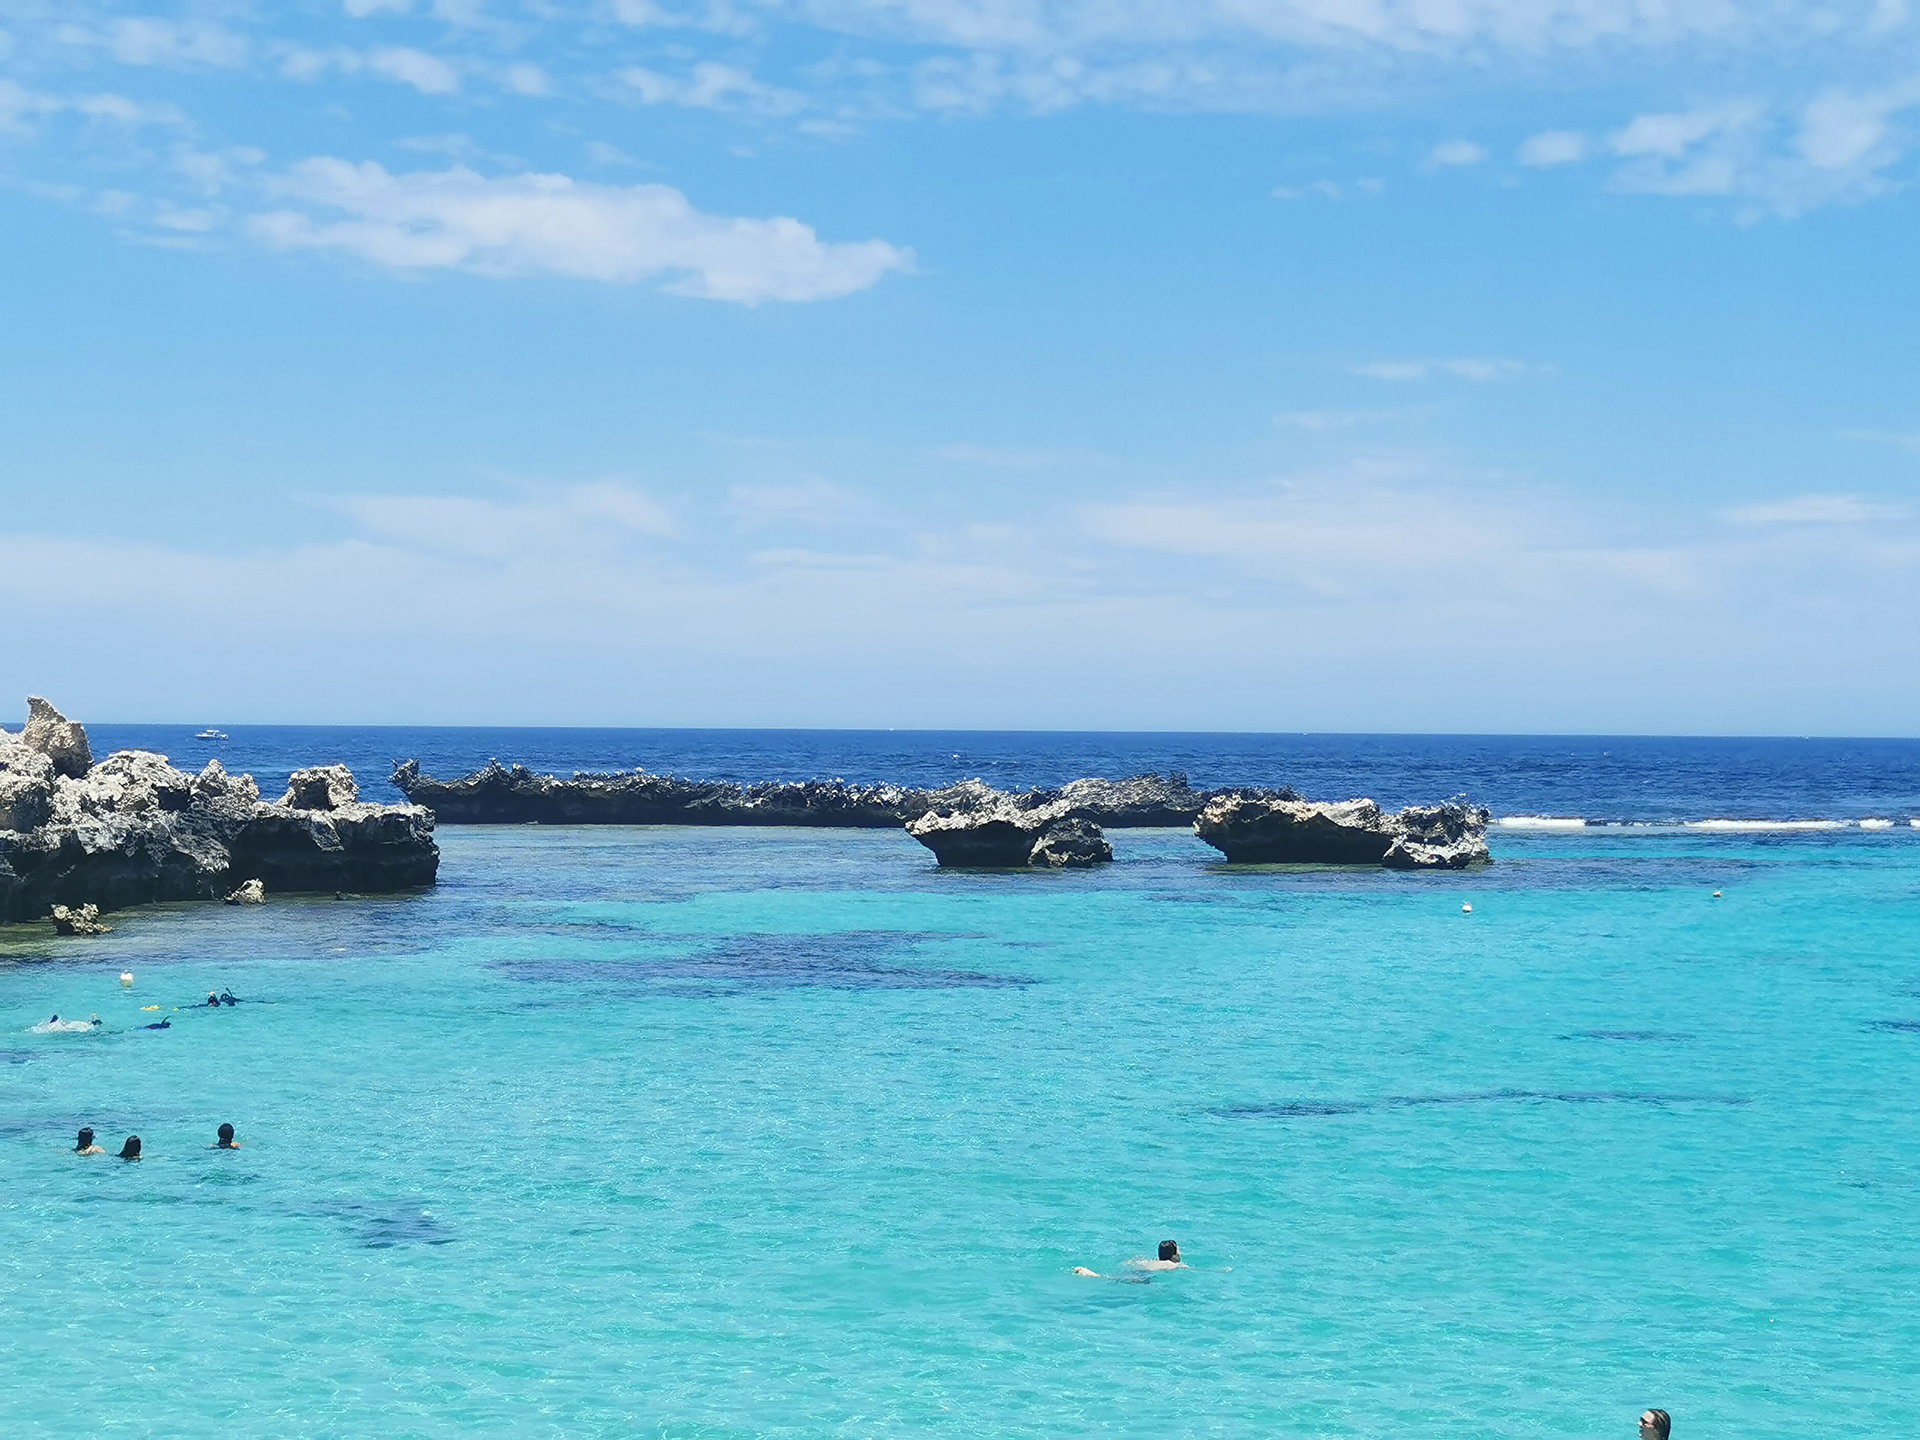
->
[
  {"left": 906, "top": 789, "right": 1115, "bottom": 869},
  {"left": 23, "top": 697, "right": 92, "bottom": 778},
  {"left": 224, "top": 878, "right": 265, "bottom": 905},
  {"left": 1194, "top": 791, "right": 1490, "bottom": 869},
  {"left": 51, "top": 902, "right": 111, "bottom": 935},
  {"left": 1028, "top": 817, "right": 1114, "bottom": 869},
  {"left": 1, "top": 702, "right": 438, "bottom": 925}
]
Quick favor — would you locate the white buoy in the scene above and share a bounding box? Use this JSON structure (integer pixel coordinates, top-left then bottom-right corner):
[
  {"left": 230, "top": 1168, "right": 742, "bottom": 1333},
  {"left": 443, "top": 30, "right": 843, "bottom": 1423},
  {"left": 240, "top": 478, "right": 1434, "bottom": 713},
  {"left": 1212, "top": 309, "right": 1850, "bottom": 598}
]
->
[
  {"left": 119, "top": 972, "right": 133, "bottom": 987},
  {"left": 1461, "top": 902, "right": 1472, "bottom": 914}
]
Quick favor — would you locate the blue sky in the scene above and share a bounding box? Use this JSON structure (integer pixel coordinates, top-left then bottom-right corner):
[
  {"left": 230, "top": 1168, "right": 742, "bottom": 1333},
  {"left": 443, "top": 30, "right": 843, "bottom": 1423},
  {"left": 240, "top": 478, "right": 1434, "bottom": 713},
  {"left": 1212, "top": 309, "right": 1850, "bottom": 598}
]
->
[{"left": 3, "top": 1, "right": 1918, "bottom": 731}]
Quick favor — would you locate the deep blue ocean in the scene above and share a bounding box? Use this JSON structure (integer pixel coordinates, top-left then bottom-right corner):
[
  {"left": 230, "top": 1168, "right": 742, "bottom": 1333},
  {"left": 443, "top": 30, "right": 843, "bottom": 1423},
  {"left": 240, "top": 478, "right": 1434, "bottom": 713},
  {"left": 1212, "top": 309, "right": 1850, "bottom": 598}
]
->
[
  {"left": 4, "top": 729, "right": 1919, "bottom": 1438},
  {"left": 81, "top": 725, "right": 1920, "bottom": 821}
]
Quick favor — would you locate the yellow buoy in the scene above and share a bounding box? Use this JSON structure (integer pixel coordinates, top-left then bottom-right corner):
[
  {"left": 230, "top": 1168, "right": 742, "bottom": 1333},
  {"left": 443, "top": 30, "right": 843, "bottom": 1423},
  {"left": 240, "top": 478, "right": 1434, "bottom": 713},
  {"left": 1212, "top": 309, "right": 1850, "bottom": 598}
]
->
[{"left": 141, "top": 1005, "right": 160, "bottom": 1011}]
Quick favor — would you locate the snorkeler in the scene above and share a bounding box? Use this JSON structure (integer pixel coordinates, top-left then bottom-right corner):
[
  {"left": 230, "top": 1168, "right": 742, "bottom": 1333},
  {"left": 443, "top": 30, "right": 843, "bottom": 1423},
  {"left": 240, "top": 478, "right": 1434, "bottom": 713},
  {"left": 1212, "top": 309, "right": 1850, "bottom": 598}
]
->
[
  {"left": 143, "top": 1019, "right": 170, "bottom": 1030},
  {"left": 75, "top": 1127, "right": 105, "bottom": 1155},
  {"left": 1639, "top": 1409, "right": 1672, "bottom": 1440},
  {"left": 117, "top": 1136, "right": 142, "bottom": 1161},
  {"left": 206, "top": 991, "right": 221, "bottom": 1007},
  {"left": 220, "top": 989, "right": 239, "bottom": 1006},
  {"left": 215, "top": 1123, "right": 240, "bottom": 1150}
]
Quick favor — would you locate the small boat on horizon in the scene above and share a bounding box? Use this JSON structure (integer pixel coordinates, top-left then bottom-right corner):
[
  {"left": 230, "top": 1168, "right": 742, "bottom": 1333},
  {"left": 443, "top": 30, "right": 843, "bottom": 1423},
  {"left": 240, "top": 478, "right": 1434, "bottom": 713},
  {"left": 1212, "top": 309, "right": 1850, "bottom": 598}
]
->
[{"left": 195, "top": 728, "right": 228, "bottom": 740}]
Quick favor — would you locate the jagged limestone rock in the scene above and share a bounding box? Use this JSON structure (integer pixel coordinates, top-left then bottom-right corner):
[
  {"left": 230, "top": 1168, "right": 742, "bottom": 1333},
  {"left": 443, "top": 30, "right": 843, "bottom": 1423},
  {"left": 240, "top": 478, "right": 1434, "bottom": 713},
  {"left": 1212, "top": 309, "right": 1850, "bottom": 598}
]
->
[
  {"left": 1194, "top": 792, "right": 1490, "bottom": 868},
  {"left": 1028, "top": 818, "right": 1114, "bottom": 869},
  {"left": 0, "top": 699, "right": 437, "bottom": 925},
  {"left": 224, "top": 878, "right": 265, "bottom": 904},
  {"left": 50, "top": 902, "right": 111, "bottom": 935},
  {"left": 22, "top": 697, "right": 92, "bottom": 778},
  {"left": 281, "top": 765, "right": 358, "bottom": 811}
]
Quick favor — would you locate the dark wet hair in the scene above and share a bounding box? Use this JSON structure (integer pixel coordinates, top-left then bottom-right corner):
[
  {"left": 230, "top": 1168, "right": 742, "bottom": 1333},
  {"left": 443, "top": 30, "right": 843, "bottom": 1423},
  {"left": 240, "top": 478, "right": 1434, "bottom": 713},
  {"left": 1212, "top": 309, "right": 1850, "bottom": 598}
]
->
[
  {"left": 1158, "top": 1240, "right": 1180, "bottom": 1262},
  {"left": 1642, "top": 1409, "right": 1671, "bottom": 1439},
  {"left": 118, "top": 1136, "right": 141, "bottom": 1160},
  {"left": 218, "top": 1123, "right": 235, "bottom": 1143},
  {"left": 76, "top": 1128, "right": 93, "bottom": 1149}
]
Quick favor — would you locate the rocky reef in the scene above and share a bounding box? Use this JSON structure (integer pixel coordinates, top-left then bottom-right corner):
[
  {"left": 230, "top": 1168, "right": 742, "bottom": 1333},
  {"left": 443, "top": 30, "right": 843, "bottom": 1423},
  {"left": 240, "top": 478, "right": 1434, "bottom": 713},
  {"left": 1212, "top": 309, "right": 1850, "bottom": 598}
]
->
[
  {"left": 393, "top": 760, "right": 1214, "bottom": 831},
  {"left": 1194, "top": 790, "right": 1491, "bottom": 869},
  {"left": 0, "top": 700, "right": 439, "bottom": 926},
  {"left": 905, "top": 788, "right": 1116, "bottom": 869}
]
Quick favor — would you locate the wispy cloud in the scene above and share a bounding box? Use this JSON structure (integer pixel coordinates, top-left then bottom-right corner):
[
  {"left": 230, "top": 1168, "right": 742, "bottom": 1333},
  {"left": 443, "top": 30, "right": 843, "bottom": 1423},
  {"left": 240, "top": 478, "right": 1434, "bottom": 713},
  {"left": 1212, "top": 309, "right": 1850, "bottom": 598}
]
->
[
  {"left": 1430, "top": 139, "right": 1487, "bottom": 167},
  {"left": 1720, "top": 494, "right": 1903, "bottom": 525},
  {"left": 615, "top": 62, "right": 804, "bottom": 114},
  {"left": 1352, "top": 358, "right": 1533, "bottom": 382},
  {"left": 1518, "top": 129, "right": 1587, "bottom": 166},
  {"left": 1275, "top": 407, "right": 1435, "bottom": 430},
  {"left": 249, "top": 160, "right": 911, "bottom": 302},
  {"left": 1838, "top": 428, "right": 1920, "bottom": 453}
]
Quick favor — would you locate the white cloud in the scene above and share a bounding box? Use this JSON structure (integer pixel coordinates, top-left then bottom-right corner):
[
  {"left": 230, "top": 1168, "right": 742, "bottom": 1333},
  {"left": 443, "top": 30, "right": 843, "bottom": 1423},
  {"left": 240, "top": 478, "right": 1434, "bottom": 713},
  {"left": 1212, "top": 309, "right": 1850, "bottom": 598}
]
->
[
  {"left": 727, "top": 479, "right": 866, "bottom": 527},
  {"left": 504, "top": 63, "right": 551, "bottom": 96},
  {"left": 1519, "top": 129, "right": 1586, "bottom": 165},
  {"left": 346, "top": 0, "right": 414, "bottom": 14},
  {"left": 368, "top": 46, "right": 460, "bottom": 95},
  {"left": 1612, "top": 102, "right": 1758, "bottom": 159},
  {"left": 1353, "top": 358, "right": 1531, "bottom": 382},
  {"left": 1431, "top": 139, "right": 1486, "bottom": 166},
  {"left": 615, "top": 62, "right": 804, "bottom": 113},
  {"left": 248, "top": 159, "right": 911, "bottom": 302},
  {"left": 1720, "top": 494, "right": 1901, "bottom": 525},
  {"left": 74, "top": 18, "right": 250, "bottom": 69}
]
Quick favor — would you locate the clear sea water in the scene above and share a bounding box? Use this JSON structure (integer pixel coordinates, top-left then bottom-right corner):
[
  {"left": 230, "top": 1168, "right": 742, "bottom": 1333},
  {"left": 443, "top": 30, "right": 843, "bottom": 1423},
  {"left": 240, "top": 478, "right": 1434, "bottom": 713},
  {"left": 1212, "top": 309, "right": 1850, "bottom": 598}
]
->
[{"left": 4, "top": 729, "right": 1920, "bottom": 1438}]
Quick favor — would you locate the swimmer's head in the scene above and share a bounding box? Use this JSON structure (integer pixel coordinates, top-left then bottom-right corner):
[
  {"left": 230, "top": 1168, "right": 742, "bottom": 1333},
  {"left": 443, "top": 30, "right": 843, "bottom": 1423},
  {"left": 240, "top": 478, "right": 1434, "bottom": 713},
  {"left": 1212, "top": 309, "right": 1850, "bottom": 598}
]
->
[
  {"left": 76, "top": 1127, "right": 93, "bottom": 1151},
  {"left": 1639, "top": 1410, "right": 1671, "bottom": 1440},
  {"left": 118, "top": 1135, "right": 141, "bottom": 1161},
  {"left": 217, "top": 1123, "right": 235, "bottom": 1146},
  {"left": 1158, "top": 1240, "right": 1180, "bottom": 1263}
]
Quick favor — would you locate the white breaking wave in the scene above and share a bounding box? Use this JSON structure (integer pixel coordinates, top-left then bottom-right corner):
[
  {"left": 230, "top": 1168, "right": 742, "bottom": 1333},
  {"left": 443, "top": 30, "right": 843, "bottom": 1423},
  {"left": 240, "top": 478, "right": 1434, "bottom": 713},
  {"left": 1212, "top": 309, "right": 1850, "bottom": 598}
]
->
[
  {"left": 1686, "top": 819, "right": 1846, "bottom": 832},
  {"left": 1860, "top": 818, "right": 1896, "bottom": 830},
  {"left": 30, "top": 1018, "right": 101, "bottom": 1034},
  {"left": 1496, "top": 816, "right": 1586, "bottom": 830}
]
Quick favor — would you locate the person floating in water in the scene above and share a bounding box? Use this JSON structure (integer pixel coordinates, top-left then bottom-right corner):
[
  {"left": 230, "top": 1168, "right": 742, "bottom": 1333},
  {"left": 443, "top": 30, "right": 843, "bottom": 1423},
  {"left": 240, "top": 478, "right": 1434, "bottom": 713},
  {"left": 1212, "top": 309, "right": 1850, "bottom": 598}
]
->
[
  {"left": 1127, "top": 1241, "right": 1187, "bottom": 1271},
  {"left": 206, "top": 991, "right": 222, "bottom": 1007},
  {"left": 215, "top": 1123, "right": 240, "bottom": 1150},
  {"left": 1075, "top": 1240, "right": 1189, "bottom": 1280},
  {"left": 1639, "top": 1409, "right": 1671, "bottom": 1440},
  {"left": 75, "top": 1127, "right": 105, "bottom": 1155},
  {"left": 221, "top": 989, "right": 238, "bottom": 1006},
  {"left": 117, "top": 1135, "right": 142, "bottom": 1161},
  {"left": 143, "top": 1019, "right": 170, "bottom": 1030}
]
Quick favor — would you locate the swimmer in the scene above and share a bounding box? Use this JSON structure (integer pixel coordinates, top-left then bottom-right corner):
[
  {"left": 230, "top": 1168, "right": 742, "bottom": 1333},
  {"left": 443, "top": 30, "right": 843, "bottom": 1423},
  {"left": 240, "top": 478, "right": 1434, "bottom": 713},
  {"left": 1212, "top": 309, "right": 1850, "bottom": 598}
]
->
[
  {"left": 206, "top": 991, "right": 221, "bottom": 1007},
  {"left": 143, "top": 1019, "right": 170, "bottom": 1031},
  {"left": 117, "top": 1135, "right": 142, "bottom": 1162},
  {"left": 75, "top": 1127, "right": 105, "bottom": 1155},
  {"left": 1639, "top": 1409, "right": 1671, "bottom": 1440},
  {"left": 220, "top": 988, "right": 239, "bottom": 1006},
  {"left": 214, "top": 1123, "right": 240, "bottom": 1150},
  {"left": 1125, "top": 1240, "right": 1188, "bottom": 1272}
]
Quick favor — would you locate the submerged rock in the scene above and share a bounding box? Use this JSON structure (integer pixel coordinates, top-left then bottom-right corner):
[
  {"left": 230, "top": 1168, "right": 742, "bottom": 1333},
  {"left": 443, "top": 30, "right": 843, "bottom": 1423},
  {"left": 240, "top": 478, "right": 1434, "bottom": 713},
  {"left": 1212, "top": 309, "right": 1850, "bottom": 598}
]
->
[
  {"left": 50, "top": 902, "right": 111, "bottom": 935},
  {"left": 0, "top": 699, "right": 438, "bottom": 925},
  {"left": 1194, "top": 791, "right": 1490, "bottom": 868},
  {"left": 224, "top": 878, "right": 266, "bottom": 905}
]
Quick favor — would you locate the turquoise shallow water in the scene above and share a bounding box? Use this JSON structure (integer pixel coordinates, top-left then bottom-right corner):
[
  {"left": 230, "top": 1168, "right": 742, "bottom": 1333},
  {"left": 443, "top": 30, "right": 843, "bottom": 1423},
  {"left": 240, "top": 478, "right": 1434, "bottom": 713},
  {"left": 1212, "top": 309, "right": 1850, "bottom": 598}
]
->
[{"left": 4, "top": 825, "right": 1919, "bottom": 1437}]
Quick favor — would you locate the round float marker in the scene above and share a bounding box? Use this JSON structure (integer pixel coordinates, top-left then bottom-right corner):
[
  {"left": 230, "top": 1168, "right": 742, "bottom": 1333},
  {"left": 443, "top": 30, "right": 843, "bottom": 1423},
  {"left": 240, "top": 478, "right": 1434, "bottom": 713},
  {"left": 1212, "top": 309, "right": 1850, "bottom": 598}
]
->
[
  {"left": 119, "top": 972, "right": 134, "bottom": 987},
  {"left": 1461, "top": 903, "right": 1472, "bottom": 914}
]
